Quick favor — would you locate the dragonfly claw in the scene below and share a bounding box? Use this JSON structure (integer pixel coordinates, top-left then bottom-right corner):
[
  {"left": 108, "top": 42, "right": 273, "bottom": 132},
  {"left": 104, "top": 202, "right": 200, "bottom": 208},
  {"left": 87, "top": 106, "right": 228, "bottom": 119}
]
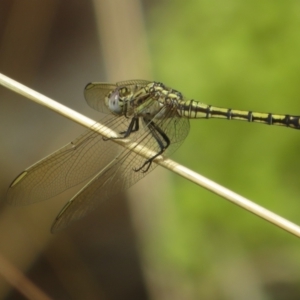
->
[{"left": 133, "top": 160, "right": 152, "bottom": 173}]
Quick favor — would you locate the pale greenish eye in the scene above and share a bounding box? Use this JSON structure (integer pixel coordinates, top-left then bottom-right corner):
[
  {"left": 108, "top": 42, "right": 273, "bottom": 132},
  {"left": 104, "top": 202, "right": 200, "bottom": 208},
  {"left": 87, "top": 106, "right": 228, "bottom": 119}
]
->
[{"left": 107, "top": 90, "right": 123, "bottom": 114}]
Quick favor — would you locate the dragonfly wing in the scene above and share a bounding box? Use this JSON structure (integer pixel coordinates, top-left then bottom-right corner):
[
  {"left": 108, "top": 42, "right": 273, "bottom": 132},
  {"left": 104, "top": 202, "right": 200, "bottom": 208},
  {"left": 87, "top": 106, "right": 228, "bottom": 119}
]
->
[
  {"left": 51, "top": 109, "right": 190, "bottom": 232},
  {"left": 84, "top": 83, "right": 117, "bottom": 113},
  {"left": 116, "top": 79, "right": 151, "bottom": 87},
  {"left": 6, "top": 114, "right": 131, "bottom": 205},
  {"left": 51, "top": 144, "right": 157, "bottom": 232}
]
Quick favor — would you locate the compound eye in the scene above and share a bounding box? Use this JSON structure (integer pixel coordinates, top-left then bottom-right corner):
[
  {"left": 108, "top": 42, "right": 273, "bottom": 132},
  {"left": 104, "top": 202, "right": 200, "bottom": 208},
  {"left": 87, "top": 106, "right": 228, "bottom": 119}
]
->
[{"left": 106, "top": 89, "right": 123, "bottom": 114}]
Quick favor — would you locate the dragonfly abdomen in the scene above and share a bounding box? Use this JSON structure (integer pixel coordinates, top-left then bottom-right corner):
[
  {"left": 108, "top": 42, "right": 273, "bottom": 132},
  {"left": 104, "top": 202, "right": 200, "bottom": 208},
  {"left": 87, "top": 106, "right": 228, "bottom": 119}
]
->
[{"left": 178, "top": 100, "right": 300, "bottom": 129}]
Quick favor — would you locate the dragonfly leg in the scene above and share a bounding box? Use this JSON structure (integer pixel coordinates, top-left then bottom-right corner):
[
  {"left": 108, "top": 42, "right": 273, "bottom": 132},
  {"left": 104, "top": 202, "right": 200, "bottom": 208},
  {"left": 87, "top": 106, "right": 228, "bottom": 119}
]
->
[
  {"left": 120, "top": 116, "right": 139, "bottom": 136},
  {"left": 134, "top": 120, "right": 170, "bottom": 173},
  {"left": 103, "top": 116, "right": 139, "bottom": 141}
]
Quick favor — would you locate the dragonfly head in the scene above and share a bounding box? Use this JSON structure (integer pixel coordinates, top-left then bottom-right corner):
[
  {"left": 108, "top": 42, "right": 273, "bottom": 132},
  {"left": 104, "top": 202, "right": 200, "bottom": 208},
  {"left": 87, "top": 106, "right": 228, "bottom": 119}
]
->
[{"left": 106, "top": 86, "right": 133, "bottom": 115}]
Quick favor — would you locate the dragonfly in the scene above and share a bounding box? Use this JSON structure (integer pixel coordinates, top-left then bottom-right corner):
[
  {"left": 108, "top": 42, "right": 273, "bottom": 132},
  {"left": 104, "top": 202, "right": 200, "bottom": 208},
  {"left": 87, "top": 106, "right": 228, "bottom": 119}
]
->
[{"left": 7, "top": 80, "right": 300, "bottom": 232}]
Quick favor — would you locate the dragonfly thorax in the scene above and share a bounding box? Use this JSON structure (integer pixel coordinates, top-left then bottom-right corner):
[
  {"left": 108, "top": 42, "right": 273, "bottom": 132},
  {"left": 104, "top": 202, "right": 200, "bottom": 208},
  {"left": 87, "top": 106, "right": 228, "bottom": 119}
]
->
[{"left": 105, "top": 82, "right": 183, "bottom": 120}]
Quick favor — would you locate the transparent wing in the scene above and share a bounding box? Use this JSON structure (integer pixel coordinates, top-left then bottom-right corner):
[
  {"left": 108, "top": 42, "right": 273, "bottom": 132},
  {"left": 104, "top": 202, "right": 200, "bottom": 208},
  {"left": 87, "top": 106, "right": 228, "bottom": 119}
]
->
[
  {"left": 84, "top": 83, "right": 117, "bottom": 113},
  {"left": 116, "top": 79, "right": 151, "bottom": 87},
  {"left": 51, "top": 110, "right": 190, "bottom": 232},
  {"left": 6, "top": 114, "right": 135, "bottom": 205},
  {"left": 84, "top": 80, "right": 151, "bottom": 113},
  {"left": 51, "top": 148, "right": 154, "bottom": 232}
]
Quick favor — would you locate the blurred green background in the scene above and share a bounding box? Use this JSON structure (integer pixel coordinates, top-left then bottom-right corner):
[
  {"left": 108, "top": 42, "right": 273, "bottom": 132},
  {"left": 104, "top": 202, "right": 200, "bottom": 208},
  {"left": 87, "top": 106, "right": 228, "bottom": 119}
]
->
[
  {"left": 0, "top": 0, "right": 300, "bottom": 299},
  {"left": 147, "top": 0, "right": 300, "bottom": 298}
]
